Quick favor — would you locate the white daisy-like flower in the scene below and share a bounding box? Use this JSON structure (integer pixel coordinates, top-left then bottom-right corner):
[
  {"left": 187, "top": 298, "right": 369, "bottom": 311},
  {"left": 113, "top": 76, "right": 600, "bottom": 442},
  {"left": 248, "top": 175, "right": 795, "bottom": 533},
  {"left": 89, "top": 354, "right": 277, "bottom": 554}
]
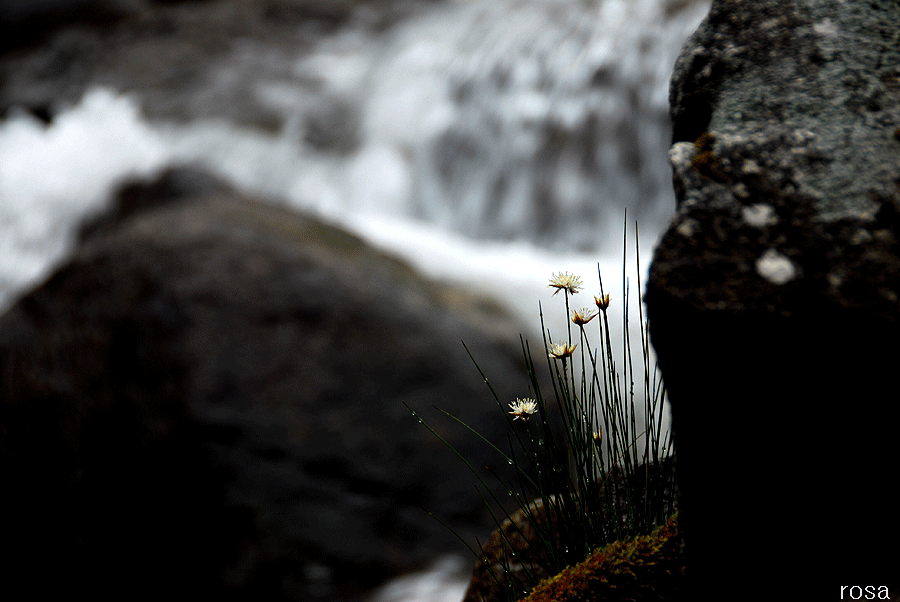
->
[
  {"left": 571, "top": 307, "right": 598, "bottom": 325},
  {"left": 548, "top": 272, "right": 583, "bottom": 296},
  {"left": 548, "top": 342, "right": 577, "bottom": 360},
  {"left": 508, "top": 398, "right": 538, "bottom": 421}
]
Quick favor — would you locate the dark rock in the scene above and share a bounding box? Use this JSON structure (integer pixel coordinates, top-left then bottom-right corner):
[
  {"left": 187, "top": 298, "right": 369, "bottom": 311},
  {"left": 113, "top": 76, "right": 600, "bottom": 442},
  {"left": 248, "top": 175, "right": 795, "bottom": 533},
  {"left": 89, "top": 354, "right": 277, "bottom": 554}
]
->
[
  {"left": 463, "top": 496, "right": 563, "bottom": 602},
  {"left": 0, "top": 168, "right": 531, "bottom": 601},
  {"left": 301, "top": 97, "right": 362, "bottom": 155},
  {"left": 647, "top": 0, "right": 900, "bottom": 597},
  {"left": 77, "top": 165, "right": 234, "bottom": 240},
  {"left": 0, "top": 0, "right": 444, "bottom": 126},
  {"left": 0, "top": 0, "right": 137, "bottom": 52},
  {"left": 462, "top": 462, "right": 679, "bottom": 602}
]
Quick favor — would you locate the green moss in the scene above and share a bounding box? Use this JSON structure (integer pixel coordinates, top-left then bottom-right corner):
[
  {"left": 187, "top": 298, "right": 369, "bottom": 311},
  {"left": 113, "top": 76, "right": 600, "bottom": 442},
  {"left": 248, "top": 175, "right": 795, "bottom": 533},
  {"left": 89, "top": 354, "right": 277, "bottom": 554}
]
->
[{"left": 520, "top": 513, "right": 683, "bottom": 602}]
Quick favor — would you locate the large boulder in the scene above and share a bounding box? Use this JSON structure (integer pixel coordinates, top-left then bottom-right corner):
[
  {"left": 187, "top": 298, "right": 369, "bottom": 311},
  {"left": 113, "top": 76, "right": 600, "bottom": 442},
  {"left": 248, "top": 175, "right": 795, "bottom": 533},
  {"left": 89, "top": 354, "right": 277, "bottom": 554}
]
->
[
  {"left": 647, "top": 0, "right": 900, "bottom": 597},
  {"left": 0, "top": 167, "right": 530, "bottom": 601}
]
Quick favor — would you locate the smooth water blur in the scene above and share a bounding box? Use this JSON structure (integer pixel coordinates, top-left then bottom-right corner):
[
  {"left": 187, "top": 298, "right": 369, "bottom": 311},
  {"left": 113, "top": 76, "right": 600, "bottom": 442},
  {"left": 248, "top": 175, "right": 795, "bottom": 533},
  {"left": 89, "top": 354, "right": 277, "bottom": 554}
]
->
[
  {"left": 0, "top": 0, "right": 708, "bottom": 323},
  {"left": 0, "top": 0, "right": 708, "bottom": 312},
  {"left": 367, "top": 555, "right": 470, "bottom": 602}
]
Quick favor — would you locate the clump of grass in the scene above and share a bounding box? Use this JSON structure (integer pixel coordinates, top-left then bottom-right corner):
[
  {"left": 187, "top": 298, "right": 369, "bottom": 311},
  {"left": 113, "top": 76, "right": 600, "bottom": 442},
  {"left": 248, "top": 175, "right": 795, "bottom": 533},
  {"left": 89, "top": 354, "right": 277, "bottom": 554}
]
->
[{"left": 408, "top": 226, "right": 677, "bottom": 602}]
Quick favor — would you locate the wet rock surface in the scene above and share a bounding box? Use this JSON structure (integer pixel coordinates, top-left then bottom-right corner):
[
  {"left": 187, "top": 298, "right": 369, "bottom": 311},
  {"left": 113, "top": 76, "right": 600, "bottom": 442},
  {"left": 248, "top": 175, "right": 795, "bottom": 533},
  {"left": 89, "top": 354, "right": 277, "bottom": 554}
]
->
[
  {"left": 647, "top": 0, "right": 900, "bottom": 596},
  {"left": 0, "top": 168, "right": 530, "bottom": 600}
]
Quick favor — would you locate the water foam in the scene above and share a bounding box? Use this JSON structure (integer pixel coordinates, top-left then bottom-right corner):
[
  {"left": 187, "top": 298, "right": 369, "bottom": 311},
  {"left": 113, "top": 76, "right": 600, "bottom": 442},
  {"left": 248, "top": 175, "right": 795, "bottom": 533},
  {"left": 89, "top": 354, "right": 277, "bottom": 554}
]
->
[
  {"left": 368, "top": 556, "right": 470, "bottom": 602},
  {"left": 0, "top": 88, "right": 169, "bottom": 309}
]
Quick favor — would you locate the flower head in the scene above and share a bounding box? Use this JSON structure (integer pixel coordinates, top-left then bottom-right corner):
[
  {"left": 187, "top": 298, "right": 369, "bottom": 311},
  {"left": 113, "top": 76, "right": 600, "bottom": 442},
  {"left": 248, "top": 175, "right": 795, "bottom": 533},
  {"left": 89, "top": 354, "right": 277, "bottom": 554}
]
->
[
  {"left": 594, "top": 293, "right": 611, "bottom": 311},
  {"left": 571, "top": 307, "right": 598, "bottom": 325},
  {"left": 548, "top": 342, "right": 577, "bottom": 360},
  {"left": 548, "top": 272, "right": 583, "bottom": 296},
  {"left": 508, "top": 398, "right": 538, "bottom": 422}
]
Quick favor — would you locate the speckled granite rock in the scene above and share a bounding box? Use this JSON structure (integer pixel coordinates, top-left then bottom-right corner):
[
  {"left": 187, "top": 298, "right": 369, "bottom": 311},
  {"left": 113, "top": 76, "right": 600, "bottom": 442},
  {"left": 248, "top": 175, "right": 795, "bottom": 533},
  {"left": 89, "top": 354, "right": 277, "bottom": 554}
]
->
[{"left": 646, "top": 0, "right": 900, "bottom": 597}]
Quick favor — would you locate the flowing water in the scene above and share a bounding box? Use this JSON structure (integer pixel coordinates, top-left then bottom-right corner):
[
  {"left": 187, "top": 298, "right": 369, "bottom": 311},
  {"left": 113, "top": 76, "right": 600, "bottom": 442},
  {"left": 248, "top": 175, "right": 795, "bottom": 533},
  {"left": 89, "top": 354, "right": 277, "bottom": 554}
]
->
[{"left": 0, "top": 0, "right": 708, "bottom": 598}]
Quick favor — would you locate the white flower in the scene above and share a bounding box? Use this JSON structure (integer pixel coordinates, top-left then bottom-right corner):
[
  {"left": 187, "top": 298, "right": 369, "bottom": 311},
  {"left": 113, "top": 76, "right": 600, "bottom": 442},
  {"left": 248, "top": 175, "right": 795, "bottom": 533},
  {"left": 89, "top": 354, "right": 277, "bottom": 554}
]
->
[
  {"left": 548, "top": 272, "right": 583, "bottom": 296},
  {"left": 548, "top": 342, "right": 577, "bottom": 360},
  {"left": 594, "top": 293, "right": 611, "bottom": 311},
  {"left": 571, "top": 307, "right": 598, "bottom": 325},
  {"left": 508, "top": 398, "right": 538, "bottom": 421}
]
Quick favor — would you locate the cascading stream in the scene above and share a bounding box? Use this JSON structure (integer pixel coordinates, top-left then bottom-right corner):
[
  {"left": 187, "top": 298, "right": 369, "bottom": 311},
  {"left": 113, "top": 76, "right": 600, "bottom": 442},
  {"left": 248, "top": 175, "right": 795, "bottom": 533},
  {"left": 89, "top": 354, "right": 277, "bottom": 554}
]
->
[
  {"left": 286, "top": 0, "right": 709, "bottom": 252},
  {"left": 0, "top": 0, "right": 708, "bottom": 316}
]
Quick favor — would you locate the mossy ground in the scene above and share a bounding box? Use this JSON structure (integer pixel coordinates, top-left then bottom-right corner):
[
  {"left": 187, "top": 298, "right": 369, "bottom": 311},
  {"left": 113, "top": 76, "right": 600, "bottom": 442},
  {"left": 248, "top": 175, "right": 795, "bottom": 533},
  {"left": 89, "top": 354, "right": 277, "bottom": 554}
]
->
[{"left": 520, "top": 513, "right": 683, "bottom": 602}]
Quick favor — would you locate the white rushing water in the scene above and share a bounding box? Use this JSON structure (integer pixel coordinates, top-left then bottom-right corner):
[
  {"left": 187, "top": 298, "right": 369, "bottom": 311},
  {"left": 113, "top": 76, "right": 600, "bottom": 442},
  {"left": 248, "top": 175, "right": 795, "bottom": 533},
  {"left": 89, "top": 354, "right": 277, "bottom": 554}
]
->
[{"left": 0, "top": 0, "right": 708, "bottom": 599}]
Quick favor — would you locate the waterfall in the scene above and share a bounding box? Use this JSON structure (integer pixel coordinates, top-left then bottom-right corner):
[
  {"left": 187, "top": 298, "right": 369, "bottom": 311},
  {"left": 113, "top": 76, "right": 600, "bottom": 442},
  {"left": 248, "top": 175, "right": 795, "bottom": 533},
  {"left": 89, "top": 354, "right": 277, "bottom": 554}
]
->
[
  {"left": 362, "top": 0, "right": 705, "bottom": 250},
  {"left": 0, "top": 0, "right": 708, "bottom": 313},
  {"left": 280, "top": 0, "right": 710, "bottom": 252}
]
